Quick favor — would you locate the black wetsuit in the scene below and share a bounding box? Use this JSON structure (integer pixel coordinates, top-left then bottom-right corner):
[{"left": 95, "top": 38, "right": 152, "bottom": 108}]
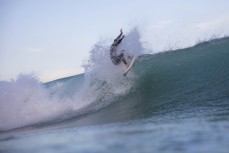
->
[{"left": 110, "top": 33, "right": 127, "bottom": 65}]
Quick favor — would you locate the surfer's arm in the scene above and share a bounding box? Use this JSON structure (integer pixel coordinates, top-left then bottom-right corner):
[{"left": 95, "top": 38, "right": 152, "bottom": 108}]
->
[
  {"left": 115, "top": 29, "right": 123, "bottom": 40},
  {"left": 116, "top": 35, "right": 125, "bottom": 45}
]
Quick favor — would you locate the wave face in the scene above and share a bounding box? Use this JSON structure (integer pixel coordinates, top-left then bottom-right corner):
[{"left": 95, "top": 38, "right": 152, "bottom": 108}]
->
[
  {"left": 0, "top": 31, "right": 229, "bottom": 131},
  {"left": 70, "top": 37, "right": 229, "bottom": 126}
]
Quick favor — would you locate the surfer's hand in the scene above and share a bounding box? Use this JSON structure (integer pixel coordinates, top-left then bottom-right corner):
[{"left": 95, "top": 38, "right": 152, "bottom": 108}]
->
[{"left": 120, "top": 29, "right": 123, "bottom": 34}]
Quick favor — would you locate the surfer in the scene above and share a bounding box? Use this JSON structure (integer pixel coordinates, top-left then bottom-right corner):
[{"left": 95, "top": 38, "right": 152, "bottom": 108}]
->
[{"left": 110, "top": 29, "right": 129, "bottom": 68}]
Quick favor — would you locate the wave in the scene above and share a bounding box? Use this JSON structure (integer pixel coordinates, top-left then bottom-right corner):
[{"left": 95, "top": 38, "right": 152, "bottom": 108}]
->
[
  {"left": 0, "top": 30, "right": 229, "bottom": 132},
  {"left": 67, "top": 37, "right": 229, "bottom": 126}
]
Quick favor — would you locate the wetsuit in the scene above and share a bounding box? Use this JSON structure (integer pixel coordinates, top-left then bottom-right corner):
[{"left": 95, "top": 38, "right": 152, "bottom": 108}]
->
[{"left": 110, "top": 33, "right": 127, "bottom": 65}]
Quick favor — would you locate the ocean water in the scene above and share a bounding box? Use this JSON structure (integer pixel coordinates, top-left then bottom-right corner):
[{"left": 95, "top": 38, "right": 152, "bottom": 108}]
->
[{"left": 0, "top": 32, "right": 229, "bottom": 152}]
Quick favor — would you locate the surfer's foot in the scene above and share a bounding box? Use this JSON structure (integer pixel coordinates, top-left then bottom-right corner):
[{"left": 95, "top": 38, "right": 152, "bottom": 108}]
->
[{"left": 126, "top": 64, "right": 129, "bottom": 69}]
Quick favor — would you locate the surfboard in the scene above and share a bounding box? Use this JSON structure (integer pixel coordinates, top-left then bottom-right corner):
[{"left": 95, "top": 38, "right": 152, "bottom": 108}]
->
[{"left": 123, "top": 55, "right": 137, "bottom": 76}]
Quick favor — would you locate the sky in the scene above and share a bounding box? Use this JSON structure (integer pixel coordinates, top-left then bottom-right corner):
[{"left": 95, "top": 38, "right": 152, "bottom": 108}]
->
[{"left": 0, "top": 0, "right": 229, "bottom": 82}]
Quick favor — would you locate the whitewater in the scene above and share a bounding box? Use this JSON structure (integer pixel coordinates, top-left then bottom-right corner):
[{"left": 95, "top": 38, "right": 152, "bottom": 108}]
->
[{"left": 0, "top": 29, "right": 229, "bottom": 153}]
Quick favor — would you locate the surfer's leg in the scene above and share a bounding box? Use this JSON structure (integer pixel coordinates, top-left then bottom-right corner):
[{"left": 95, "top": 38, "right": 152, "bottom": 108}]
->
[
  {"left": 117, "top": 53, "right": 128, "bottom": 67},
  {"left": 121, "top": 50, "right": 132, "bottom": 60},
  {"left": 127, "top": 55, "right": 133, "bottom": 60},
  {"left": 111, "top": 56, "right": 119, "bottom": 65}
]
